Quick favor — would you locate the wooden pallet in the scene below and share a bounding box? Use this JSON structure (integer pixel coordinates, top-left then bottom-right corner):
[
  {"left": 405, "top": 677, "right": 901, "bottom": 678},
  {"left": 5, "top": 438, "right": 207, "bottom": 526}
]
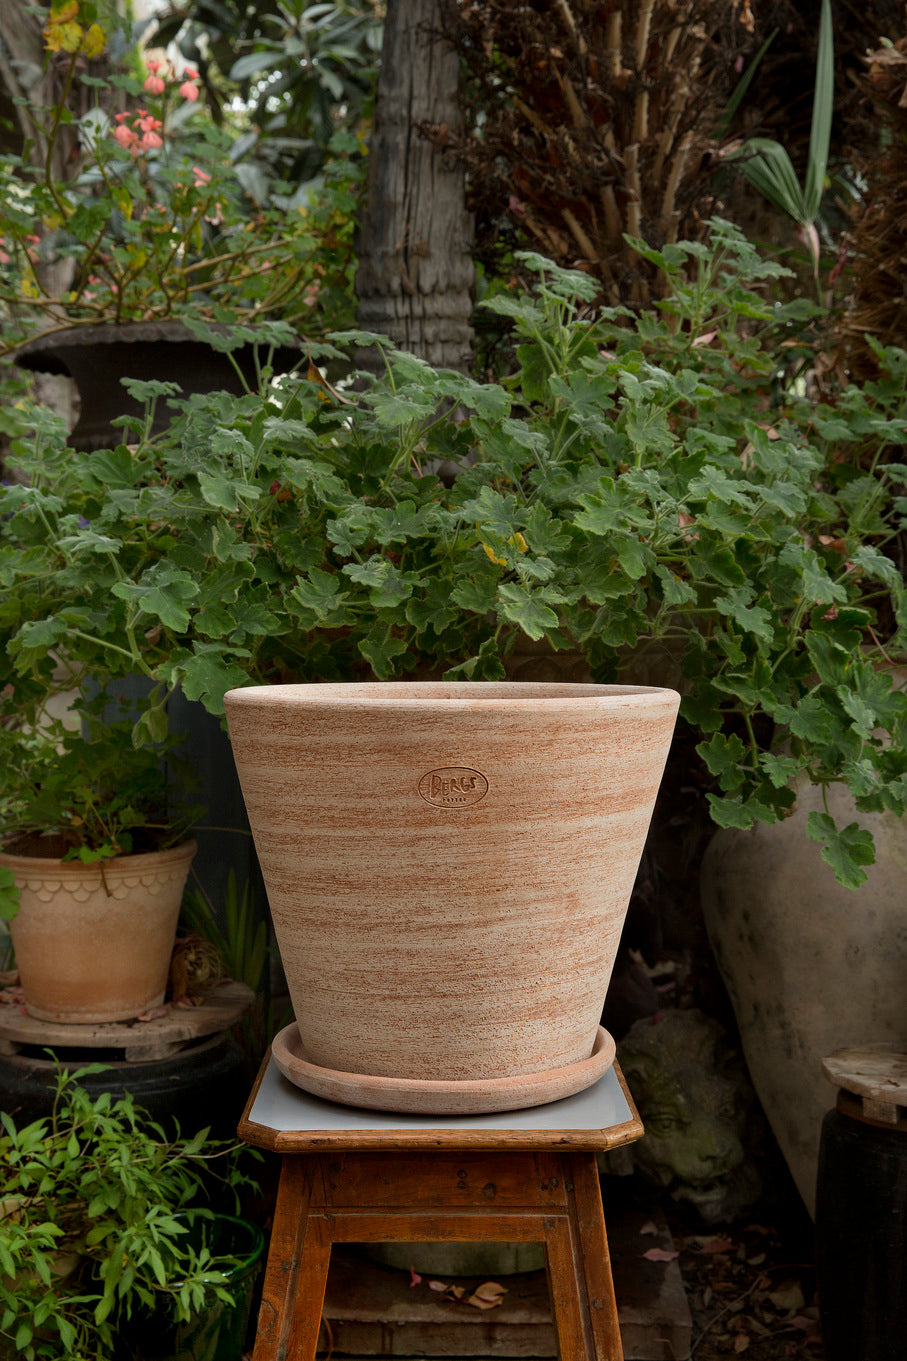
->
[{"left": 0, "top": 980, "right": 254, "bottom": 1061}]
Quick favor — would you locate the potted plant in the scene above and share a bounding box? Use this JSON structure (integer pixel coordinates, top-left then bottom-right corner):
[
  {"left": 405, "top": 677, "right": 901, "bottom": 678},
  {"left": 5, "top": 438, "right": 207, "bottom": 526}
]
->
[
  {"left": 0, "top": 3, "right": 360, "bottom": 446},
  {"left": 0, "top": 1062, "right": 260, "bottom": 1361},
  {"left": 0, "top": 391, "right": 203, "bottom": 1021},
  {"left": 0, "top": 693, "right": 200, "bottom": 1024}
]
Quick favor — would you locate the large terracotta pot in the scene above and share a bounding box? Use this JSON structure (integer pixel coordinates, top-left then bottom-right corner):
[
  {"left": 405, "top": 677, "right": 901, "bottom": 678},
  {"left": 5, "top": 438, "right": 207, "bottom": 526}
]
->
[
  {"left": 224, "top": 681, "right": 679, "bottom": 1113},
  {"left": 700, "top": 779, "right": 907, "bottom": 1216},
  {"left": 2, "top": 841, "right": 196, "bottom": 1023}
]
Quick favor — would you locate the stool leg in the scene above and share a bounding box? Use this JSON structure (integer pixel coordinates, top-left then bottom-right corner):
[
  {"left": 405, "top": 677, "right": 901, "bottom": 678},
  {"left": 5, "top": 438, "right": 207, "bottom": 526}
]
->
[
  {"left": 252, "top": 1156, "right": 333, "bottom": 1361},
  {"left": 543, "top": 1154, "right": 624, "bottom": 1361}
]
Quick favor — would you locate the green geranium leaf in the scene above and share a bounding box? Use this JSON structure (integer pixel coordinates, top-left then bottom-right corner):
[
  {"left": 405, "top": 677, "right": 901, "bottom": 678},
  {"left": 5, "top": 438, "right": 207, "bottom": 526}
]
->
[
  {"left": 132, "top": 703, "right": 168, "bottom": 747},
  {"left": 705, "top": 793, "right": 754, "bottom": 830},
  {"left": 496, "top": 583, "right": 560, "bottom": 639},
  {"left": 698, "top": 732, "right": 748, "bottom": 790},
  {"left": 357, "top": 632, "right": 409, "bottom": 678},
  {"left": 56, "top": 529, "right": 122, "bottom": 556},
  {"left": 789, "top": 695, "right": 837, "bottom": 744},
  {"left": 806, "top": 811, "right": 876, "bottom": 890},
  {"left": 614, "top": 534, "right": 655, "bottom": 580},
  {"left": 837, "top": 685, "right": 879, "bottom": 740},
  {"left": 0, "top": 867, "right": 20, "bottom": 921},
  {"left": 120, "top": 378, "right": 182, "bottom": 403},
  {"left": 197, "top": 471, "right": 262, "bottom": 512},
  {"left": 806, "top": 633, "right": 851, "bottom": 686},
  {"left": 450, "top": 568, "right": 499, "bottom": 615},
  {"left": 342, "top": 556, "right": 415, "bottom": 609},
  {"left": 290, "top": 568, "right": 356, "bottom": 625},
  {"left": 443, "top": 635, "right": 507, "bottom": 681},
  {"left": 168, "top": 647, "right": 252, "bottom": 713},
  {"left": 88, "top": 446, "right": 139, "bottom": 488},
  {"left": 655, "top": 565, "right": 697, "bottom": 607},
  {"left": 17, "top": 616, "right": 68, "bottom": 651},
  {"left": 759, "top": 752, "right": 801, "bottom": 789},
  {"left": 715, "top": 587, "right": 774, "bottom": 642},
  {"left": 111, "top": 567, "right": 198, "bottom": 632}
]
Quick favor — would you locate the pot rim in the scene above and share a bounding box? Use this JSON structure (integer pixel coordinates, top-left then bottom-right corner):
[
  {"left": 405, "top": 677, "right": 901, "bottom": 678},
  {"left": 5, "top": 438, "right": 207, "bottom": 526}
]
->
[
  {"left": 0, "top": 838, "right": 198, "bottom": 872},
  {"left": 224, "top": 681, "right": 680, "bottom": 710}
]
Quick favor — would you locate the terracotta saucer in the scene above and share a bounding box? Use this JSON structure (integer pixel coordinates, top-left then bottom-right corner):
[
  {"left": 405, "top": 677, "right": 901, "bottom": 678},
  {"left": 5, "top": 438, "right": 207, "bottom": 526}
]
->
[{"left": 270, "top": 1023, "right": 616, "bottom": 1115}]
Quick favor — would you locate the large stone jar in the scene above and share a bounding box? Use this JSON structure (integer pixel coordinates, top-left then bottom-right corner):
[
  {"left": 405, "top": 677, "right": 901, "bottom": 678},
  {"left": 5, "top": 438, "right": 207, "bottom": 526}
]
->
[
  {"left": 700, "top": 779, "right": 907, "bottom": 1215},
  {"left": 224, "top": 681, "right": 679, "bottom": 1113}
]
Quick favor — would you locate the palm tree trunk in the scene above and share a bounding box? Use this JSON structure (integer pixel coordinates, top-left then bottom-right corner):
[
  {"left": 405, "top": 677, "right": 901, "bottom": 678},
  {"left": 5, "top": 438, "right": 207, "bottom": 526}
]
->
[{"left": 355, "top": 0, "right": 474, "bottom": 371}]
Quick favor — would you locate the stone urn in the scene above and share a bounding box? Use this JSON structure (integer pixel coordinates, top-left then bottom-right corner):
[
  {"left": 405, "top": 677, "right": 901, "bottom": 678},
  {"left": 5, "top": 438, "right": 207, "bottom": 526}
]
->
[
  {"left": 1, "top": 841, "right": 196, "bottom": 1023},
  {"left": 12, "top": 321, "right": 298, "bottom": 450},
  {"left": 700, "top": 778, "right": 907, "bottom": 1215},
  {"left": 224, "top": 680, "right": 679, "bottom": 1113}
]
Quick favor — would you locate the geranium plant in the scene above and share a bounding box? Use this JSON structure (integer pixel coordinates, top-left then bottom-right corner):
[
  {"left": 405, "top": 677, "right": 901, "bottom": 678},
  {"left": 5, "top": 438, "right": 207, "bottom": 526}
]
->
[
  {"left": 1, "top": 222, "right": 905, "bottom": 889},
  {"left": 0, "top": 1, "right": 360, "bottom": 351}
]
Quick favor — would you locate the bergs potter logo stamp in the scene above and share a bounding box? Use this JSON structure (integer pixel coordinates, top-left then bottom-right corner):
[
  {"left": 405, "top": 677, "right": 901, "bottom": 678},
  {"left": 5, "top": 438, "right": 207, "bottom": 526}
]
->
[{"left": 418, "top": 767, "right": 489, "bottom": 808}]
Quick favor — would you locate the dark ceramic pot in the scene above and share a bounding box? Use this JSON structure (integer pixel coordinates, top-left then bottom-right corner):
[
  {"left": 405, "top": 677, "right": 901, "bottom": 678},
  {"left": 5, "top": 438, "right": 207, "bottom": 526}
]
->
[{"left": 12, "top": 320, "right": 299, "bottom": 450}]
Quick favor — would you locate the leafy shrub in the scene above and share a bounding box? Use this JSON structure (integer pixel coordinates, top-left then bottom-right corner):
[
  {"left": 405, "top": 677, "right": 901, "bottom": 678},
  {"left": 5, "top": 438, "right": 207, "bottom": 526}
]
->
[{"left": 1, "top": 222, "right": 905, "bottom": 887}]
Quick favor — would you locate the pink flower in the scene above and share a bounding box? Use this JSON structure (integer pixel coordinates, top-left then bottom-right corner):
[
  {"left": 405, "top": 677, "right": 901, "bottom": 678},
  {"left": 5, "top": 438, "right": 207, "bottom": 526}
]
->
[
  {"left": 191, "top": 167, "right": 211, "bottom": 186},
  {"left": 140, "top": 130, "right": 163, "bottom": 150},
  {"left": 113, "top": 124, "right": 138, "bottom": 149},
  {"left": 179, "top": 80, "right": 199, "bottom": 102},
  {"left": 144, "top": 74, "right": 165, "bottom": 94},
  {"left": 0, "top": 250, "right": 9, "bottom": 266},
  {"left": 146, "top": 59, "right": 163, "bottom": 74},
  {"left": 137, "top": 113, "right": 162, "bottom": 133}
]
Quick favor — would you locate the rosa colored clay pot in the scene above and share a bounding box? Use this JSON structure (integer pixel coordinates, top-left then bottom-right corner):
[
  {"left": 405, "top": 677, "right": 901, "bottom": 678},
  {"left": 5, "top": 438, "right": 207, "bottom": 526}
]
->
[
  {"left": 224, "top": 682, "right": 678, "bottom": 1113},
  {"left": 2, "top": 841, "right": 196, "bottom": 1023}
]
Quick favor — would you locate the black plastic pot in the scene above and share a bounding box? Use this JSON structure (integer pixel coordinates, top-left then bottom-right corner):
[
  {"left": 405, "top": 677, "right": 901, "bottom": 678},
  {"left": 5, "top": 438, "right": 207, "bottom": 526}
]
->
[
  {"left": 0, "top": 1033, "right": 248, "bottom": 1139},
  {"left": 117, "top": 1212, "right": 265, "bottom": 1361},
  {"left": 815, "top": 1105, "right": 907, "bottom": 1360}
]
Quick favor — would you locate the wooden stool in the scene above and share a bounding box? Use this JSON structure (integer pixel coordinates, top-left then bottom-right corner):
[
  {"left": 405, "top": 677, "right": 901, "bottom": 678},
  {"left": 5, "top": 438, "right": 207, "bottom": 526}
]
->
[{"left": 238, "top": 1056, "right": 643, "bottom": 1361}]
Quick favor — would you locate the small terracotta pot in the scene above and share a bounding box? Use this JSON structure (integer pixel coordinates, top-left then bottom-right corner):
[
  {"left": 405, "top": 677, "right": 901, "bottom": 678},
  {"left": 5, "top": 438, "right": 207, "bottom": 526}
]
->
[
  {"left": 224, "top": 682, "right": 678, "bottom": 1113},
  {"left": 2, "top": 841, "right": 196, "bottom": 1023}
]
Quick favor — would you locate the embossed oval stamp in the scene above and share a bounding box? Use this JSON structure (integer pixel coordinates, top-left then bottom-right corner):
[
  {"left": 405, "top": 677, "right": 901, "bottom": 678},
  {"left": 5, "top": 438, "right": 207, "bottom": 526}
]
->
[{"left": 418, "top": 767, "right": 489, "bottom": 808}]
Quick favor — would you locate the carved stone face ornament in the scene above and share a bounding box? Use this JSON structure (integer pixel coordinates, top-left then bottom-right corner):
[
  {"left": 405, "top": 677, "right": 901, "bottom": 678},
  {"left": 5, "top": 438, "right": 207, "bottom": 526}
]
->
[{"left": 612, "top": 1009, "right": 765, "bottom": 1224}]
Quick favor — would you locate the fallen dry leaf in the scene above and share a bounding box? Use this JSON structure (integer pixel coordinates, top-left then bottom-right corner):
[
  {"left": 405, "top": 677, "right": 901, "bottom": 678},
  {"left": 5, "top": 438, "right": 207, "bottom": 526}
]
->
[
  {"left": 697, "top": 1237, "right": 736, "bottom": 1254},
  {"left": 466, "top": 1281, "right": 507, "bottom": 1310},
  {"left": 642, "top": 1247, "right": 679, "bottom": 1263},
  {"left": 789, "top": 1313, "right": 820, "bottom": 1333},
  {"left": 136, "top": 1004, "right": 170, "bottom": 1022},
  {"left": 428, "top": 1280, "right": 448, "bottom": 1293},
  {"left": 768, "top": 1281, "right": 805, "bottom": 1313},
  {"left": 639, "top": 1220, "right": 659, "bottom": 1236},
  {"left": 733, "top": 1333, "right": 750, "bottom": 1353}
]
